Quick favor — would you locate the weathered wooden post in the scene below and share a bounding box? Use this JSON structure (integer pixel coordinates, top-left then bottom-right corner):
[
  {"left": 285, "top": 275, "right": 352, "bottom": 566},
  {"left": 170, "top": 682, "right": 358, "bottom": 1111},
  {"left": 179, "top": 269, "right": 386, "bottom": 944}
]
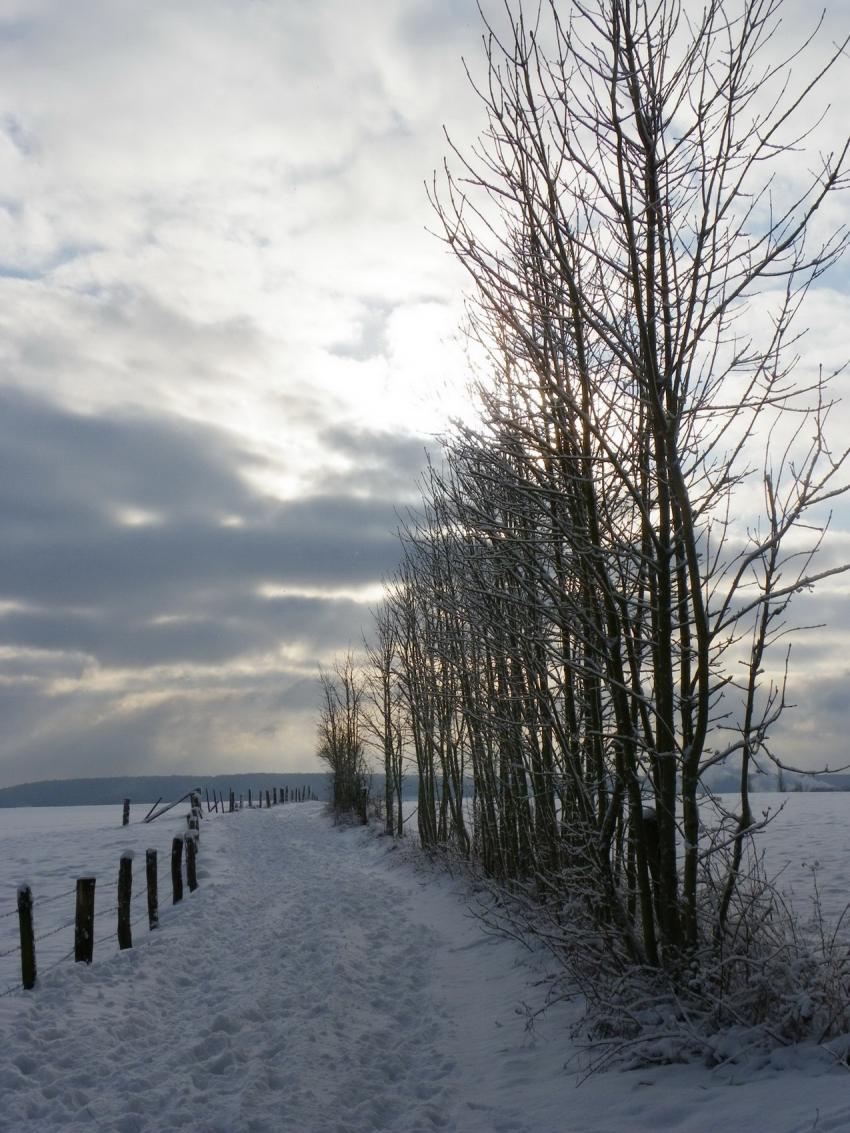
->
[
  {"left": 122, "top": 798, "right": 130, "bottom": 826},
  {"left": 273, "top": 787, "right": 278, "bottom": 805},
  {"left": 146, "top": 848, "right": 159, "bottom": 929},
  {"left": 186, "top": 834, "right": 198, "bottom": 892},
  {"left": 117, "top": 852, "right": 133, "bottom": 950},
  {"left": 248, "top": 788, "right": 252, "bottom": 808},
  {"left": 265, "top": 789, "right": 271, "bottom": 809},
  {"left": 229, "top": 790, "right": 235, "bottom": 813},
  {"left": 171, "top": 837, "right": 184, "bottom": 904},
  {"left": 17, "top": 885, "right": 36, "bottom": 990},
  {"left": 74, "top": 877, "right": 96, "bottom": 963}
]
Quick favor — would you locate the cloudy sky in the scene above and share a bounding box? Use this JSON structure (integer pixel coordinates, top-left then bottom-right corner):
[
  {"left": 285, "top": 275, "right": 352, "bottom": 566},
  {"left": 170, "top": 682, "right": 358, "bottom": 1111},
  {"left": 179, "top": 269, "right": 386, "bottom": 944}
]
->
[{"left": 0, "top": 0, "right": 847, "bottom": 788}]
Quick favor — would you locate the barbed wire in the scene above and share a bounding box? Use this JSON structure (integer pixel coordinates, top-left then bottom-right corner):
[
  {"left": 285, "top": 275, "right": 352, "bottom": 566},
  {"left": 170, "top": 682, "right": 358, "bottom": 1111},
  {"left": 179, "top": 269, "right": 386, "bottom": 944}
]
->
[
  {"left": 0, "top": 817, "right": 203, "bottom": 993},
  {"left": 41, "top": 946, "right": 75, "bottom": 975},
  {"left": 34, "top": 887, "right": 77, "bottom": 908},
  {"left": 35, "top": 917, "right": 76, "bottom": 944},
  {"left": 92, "top": 904, "right": 119, "bottom": 921}
]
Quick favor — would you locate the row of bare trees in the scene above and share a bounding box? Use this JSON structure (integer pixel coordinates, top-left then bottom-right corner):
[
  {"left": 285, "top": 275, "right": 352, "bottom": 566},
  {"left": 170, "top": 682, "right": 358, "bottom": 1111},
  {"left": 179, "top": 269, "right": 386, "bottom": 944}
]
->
[{"left": 318, "top": 0, "right": 849, "bottom": 1033}]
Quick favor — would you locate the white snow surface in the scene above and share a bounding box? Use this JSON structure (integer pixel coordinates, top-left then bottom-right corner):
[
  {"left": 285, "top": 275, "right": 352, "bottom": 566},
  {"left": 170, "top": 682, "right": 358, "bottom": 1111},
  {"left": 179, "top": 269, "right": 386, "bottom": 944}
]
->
[{"left": 0, "top": 797, "right": 847, "bottom": 1132}]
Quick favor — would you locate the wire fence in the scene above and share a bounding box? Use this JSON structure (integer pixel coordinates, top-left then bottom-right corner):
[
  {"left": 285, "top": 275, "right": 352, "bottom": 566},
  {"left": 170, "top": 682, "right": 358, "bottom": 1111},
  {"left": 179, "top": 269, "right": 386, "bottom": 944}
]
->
[
  {"left": 0, "top": 795, "right": 208, "bottom": 996},
  {"left": 0, "top": 784, "right": 319, "bottom": 997}
]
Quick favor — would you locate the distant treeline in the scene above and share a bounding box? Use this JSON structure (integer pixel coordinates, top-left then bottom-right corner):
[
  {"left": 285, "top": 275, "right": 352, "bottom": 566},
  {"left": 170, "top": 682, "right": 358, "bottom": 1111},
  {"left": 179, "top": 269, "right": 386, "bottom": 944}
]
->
[
  {"left": 0, "top": 773, "right": 331, "bottom": 808},
  {"left": 1, "top": 768, "right": 844, "bottom": 809}
]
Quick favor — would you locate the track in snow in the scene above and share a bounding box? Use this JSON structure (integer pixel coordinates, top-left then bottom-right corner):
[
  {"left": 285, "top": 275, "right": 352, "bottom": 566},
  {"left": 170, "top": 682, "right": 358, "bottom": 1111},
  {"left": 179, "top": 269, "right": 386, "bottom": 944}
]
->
[
  {"left": 3, "top": 802, "right": 849, "bottom": 1133},
  {"left": 0, "top": 804, "right": 560, "bottom": 1133}
]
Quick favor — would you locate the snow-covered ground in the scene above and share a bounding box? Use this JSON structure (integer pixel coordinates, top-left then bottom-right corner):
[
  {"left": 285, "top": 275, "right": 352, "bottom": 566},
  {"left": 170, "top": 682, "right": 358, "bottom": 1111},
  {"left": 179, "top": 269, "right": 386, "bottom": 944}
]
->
[{"left": 0, "top": 795, "right": 847, "bottom": 1132}]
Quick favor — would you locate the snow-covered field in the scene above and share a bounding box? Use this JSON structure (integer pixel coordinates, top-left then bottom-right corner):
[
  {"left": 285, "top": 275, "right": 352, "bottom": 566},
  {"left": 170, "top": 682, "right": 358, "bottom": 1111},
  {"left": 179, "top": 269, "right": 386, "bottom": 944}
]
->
[{"left": 0, "top": 794, "right": 847, "bottom": 1132}]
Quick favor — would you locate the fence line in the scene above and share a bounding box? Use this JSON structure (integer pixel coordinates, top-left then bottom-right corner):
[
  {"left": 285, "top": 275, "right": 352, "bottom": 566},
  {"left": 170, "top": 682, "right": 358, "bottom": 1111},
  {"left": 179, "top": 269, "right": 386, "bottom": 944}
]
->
[{"left": 1, "top": 783, "right": 319, "bottom": 995}]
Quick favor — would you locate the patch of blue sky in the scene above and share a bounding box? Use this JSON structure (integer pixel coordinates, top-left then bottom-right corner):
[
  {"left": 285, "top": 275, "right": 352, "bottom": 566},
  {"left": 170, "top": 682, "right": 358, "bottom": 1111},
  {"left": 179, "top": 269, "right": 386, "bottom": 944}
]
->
[{"left": 0, "top": 242, "right": 101, "bottom": 281}]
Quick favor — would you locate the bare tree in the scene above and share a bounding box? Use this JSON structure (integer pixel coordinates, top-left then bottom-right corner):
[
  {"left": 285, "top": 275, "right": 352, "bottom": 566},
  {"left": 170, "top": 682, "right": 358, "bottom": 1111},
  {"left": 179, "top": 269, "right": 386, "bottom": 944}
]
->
[
  {"left": 363, "top": 603, "right": 406, "bottom": 836},
  {"left": 374, "top": 0, "right": 850, "bottom": 1040},
  {"left": 316, "top": 654, "right": 369, "bottom": 820}
]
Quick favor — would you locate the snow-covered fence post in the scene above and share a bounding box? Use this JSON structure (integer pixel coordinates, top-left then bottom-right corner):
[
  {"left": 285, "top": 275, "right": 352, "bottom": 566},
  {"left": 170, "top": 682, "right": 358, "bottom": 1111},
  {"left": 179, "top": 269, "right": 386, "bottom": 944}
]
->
[
  {"left": 265, "top": 790, "right": 271, "bottom": 809},
  {"left": 273, "top": 788, "right": 278, "bottom": 805},
  {"left": 248, "top": 789, "right": 252, "bottom": 808},
  {"left": 229, "top": 790, "right": 235, "bottom": 813},
  {"left": 171, "top": 837, "right": 184, "bottom": 905},
  {"left": 185, "top": 834, "right": 198, "bottom": 893},
  {"left": 146, "top": 849, "right": 159, "bottom": 930},
  {"left": 122, "top": 799, "right": 130, "bottom": 826},
  {"left": 17, "top": 885, "right": 36, "bottom": 990},
  {"left": 117, "top": 852, "right": 133, "bottom": 950},
  {"left": 74, "top": 877, "right": 96, "bottom": 964}
]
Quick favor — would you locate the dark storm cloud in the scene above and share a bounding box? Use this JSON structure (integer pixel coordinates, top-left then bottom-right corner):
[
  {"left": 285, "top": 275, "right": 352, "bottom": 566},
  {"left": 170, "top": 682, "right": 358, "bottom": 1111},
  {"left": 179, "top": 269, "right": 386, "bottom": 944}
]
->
[
  {"left": 0, "top": 661, "right": 322, "bottom": 787},
  {"left": 0, "top": 390, "right": 412, "bottom": 668},
  {"left": 316, "top": 424, "right": 435, "bottom": 498},
  {"left": 0, "top": 593, "right": 379, "bottom": 668},
  {"left": 768, "top": 668, "right": 850, "bottom": 774},
  {"left": 0, "top": 386, "right": 256, "bottom": 529}
]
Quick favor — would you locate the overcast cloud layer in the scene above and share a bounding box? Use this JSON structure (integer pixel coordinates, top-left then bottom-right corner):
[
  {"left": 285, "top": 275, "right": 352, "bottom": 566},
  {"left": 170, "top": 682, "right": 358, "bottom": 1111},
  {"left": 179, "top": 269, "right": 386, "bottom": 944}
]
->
[{"left": 0, "top": 0, "right": 848, "bottom": 787}]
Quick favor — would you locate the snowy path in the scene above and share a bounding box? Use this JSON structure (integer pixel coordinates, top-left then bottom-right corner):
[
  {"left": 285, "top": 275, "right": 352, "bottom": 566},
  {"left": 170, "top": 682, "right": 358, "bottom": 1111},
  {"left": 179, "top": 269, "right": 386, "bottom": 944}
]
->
[{"left": 1, "top": 803, "right": 848, "bottom": 1132}]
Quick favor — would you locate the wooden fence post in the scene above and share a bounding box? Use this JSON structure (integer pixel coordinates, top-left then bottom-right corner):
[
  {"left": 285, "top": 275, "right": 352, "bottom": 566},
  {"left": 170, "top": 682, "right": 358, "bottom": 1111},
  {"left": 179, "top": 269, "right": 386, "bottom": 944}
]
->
[
  {"left": 17, "top": 885, "right": 36, "bottom": 990},
  {"left": 266, "top": 789, "right": 271, "bottom": 809},
  {"left": 171, "top": 837, "right": 184, "bottom": 904},
  {"left": 75, "top": 877, "right": 96, "bottom": 964},
  {"left": 117, "top": 852, "right": 133, "bottom": 950},
  {"left": 146, "top": 848, "right": 159, "bottom": 929},
  {"left": 186, "top": 834, "right": 198, "bottom": 892},
  {"left": 122, "top": 798, "right": 130, "bottom": 826},
  {"left": 248, "top": 789, "right": 252, "bottom": 808},
  {"left": 273, "top": 787, "right": 278, "bottom": 805}
]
